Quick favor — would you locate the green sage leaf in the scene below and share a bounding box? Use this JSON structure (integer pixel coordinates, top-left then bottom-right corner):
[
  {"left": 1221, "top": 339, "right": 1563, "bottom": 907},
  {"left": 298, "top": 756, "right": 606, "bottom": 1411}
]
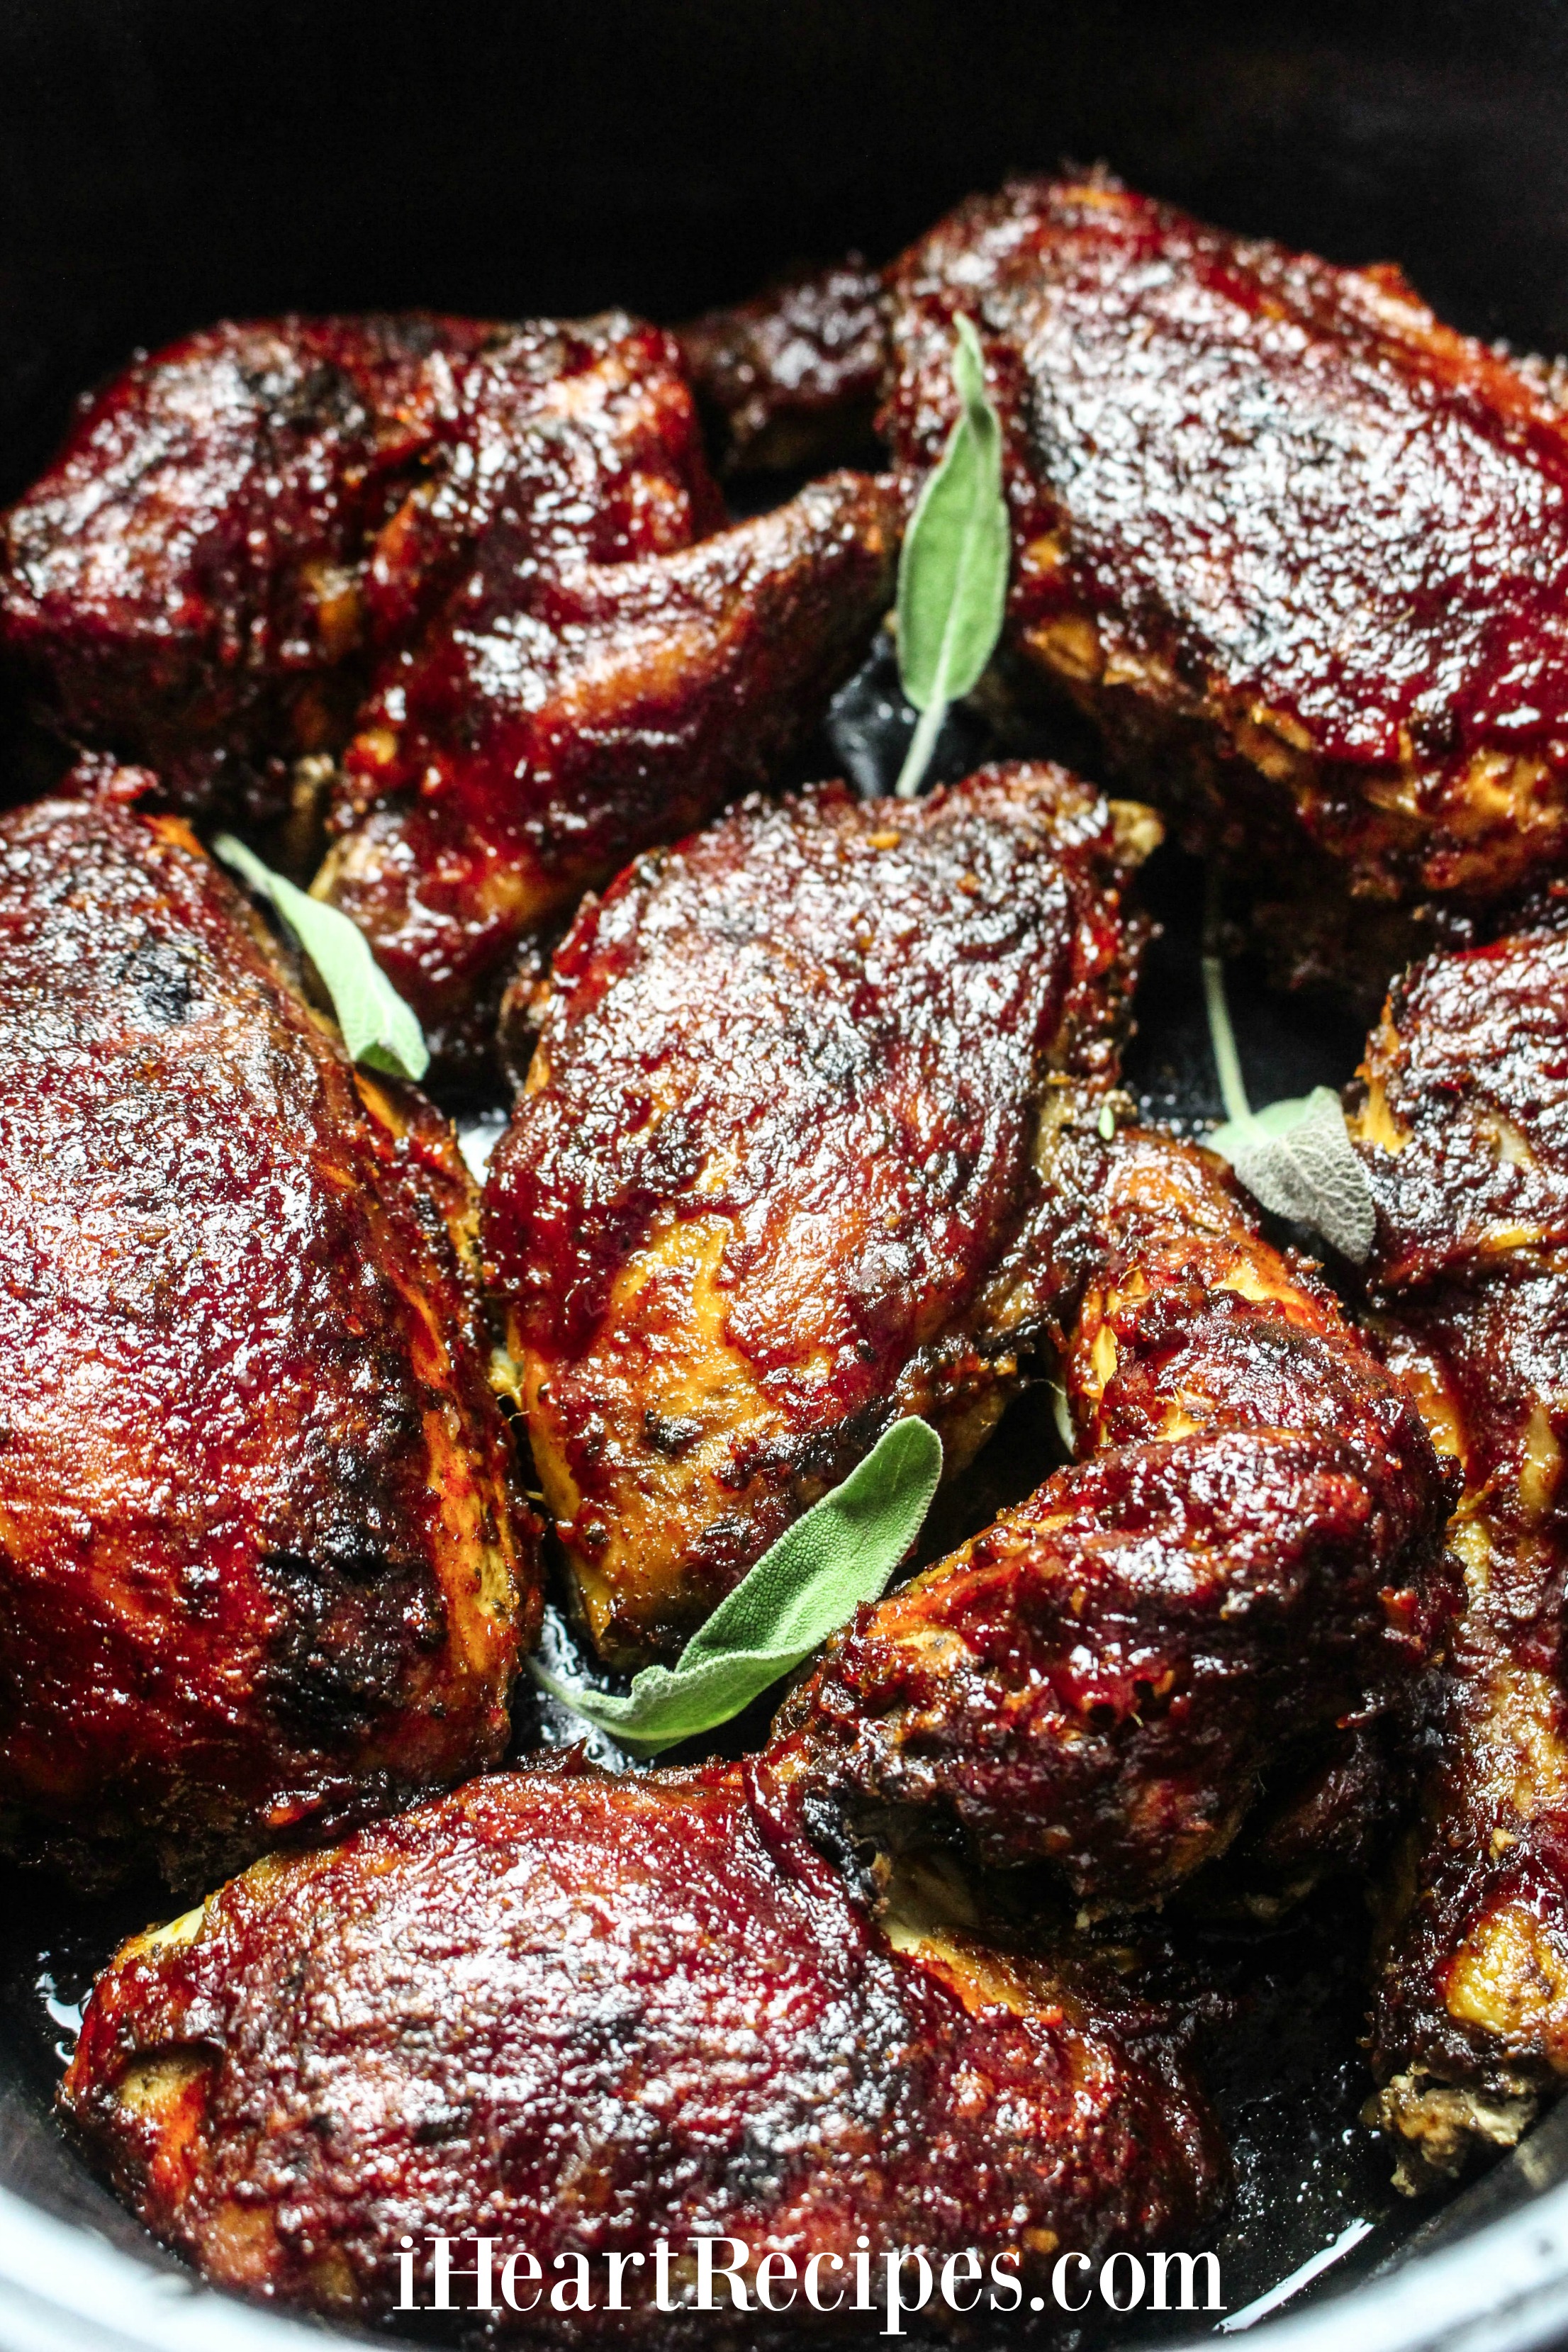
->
[
  {"left": 894, "top": 314, "right": 1010, "bottom": 796},
  {"left": 1212, "top": 1087, "right": 1375, "bottom": 1264},
  {"left": 213, "top": 834, "right": 429, "bottom": 1082},
  {"left": 531, "top": 1416, "right": 943, "bottom": 1752}
]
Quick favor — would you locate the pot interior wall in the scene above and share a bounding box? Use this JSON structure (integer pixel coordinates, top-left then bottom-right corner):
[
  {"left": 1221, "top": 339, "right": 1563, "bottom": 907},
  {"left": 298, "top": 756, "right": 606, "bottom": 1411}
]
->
[{"left": 4, "top": 1, "right": 1568, "bottom": 2343}]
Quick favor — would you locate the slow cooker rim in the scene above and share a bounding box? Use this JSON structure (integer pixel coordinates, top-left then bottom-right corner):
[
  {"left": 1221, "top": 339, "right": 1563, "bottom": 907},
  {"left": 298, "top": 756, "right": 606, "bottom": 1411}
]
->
[{"left": 1, "top": 2169, "right": 1567, "bottom": 2352}]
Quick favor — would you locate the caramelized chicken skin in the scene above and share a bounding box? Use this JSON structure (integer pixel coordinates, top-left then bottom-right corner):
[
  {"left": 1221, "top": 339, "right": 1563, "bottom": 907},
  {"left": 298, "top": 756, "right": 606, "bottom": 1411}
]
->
[
  {"left": 483, "top": 763, "right": 1156, "bottom": 1668},
  {"left": 768, "top": 1127, "right": 1455, "bottom": 1912},
  {"left": 321, "top": 469, "right": 900, "bottom": 1073},
  {"left": 0, "top": 785, "right": 537, "bottom": 1889},
  {"left": 689, "top": 176, "right": 1568, "bottom": 981},
  {"left": 1350, "top": 927, "right": 1568, "bottom": 2185},
  {"left": 0, "top": 310, "right": 896, "bottom": 1075},
  {"left": 61, "top": 1758, "right": 1225, "bottom": 2339},
  {"left": 0, "top": 313, "right": 683, "bottom": 823},
  {"left": 887, "top": 175, "right": 1568, "bottom": 939},
  {"left": 678, "top": 260, "right": 887, "bottom": 474}
]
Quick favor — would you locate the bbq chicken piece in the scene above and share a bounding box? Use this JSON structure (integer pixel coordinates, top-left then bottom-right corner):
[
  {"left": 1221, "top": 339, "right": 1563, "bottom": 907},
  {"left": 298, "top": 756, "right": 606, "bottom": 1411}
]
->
[
  {"left": 691, "top": 179, "right": 1568, "bottom": 978},
  {"left": 765, "top": 1124, "right": 1455, "bottom": 1915},
  {"left": 320, "top": 470, "right": 900, "bottom": 1073},
  {"left": 483, "top": 763, "right": 1156, "bottom": 1669},
  {"left": 1350, "top": 926, "right": 1568, "bottom": 2188},
  {"left": 0, "top": 311, "right": 720, "bottom": 833},
  {"left": 880, "top": 174, "right": 1568, "bottom": 948},
  {"left": 0, "top": 785, "right": 537, "bottom": 1891},
  {"left": 678, "top": 259, "right": 887, "bottom": 473},
  {"left": 61, "top": 1759, "right": 1226, "bottom": 2337}
]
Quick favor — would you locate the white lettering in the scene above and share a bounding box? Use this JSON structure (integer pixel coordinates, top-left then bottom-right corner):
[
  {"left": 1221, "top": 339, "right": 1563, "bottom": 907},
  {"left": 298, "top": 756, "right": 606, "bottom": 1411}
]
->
[
  {"left": 604, "top": 2251, "right": 644, "bottom": 2311},
  {"left": 804, "top": 2252, "right": 845, "bottom": 2312},
  {"left": 693, "top": 2236, "right": 751, "bottom": 2311},
  {"left": 1149, "top": 2251, "right": 1223, "bottom": 2312},
  {"left": 550, "top": 2252, "right": 593, "bottom": 2312},
  {"left": 988, "top": 2250, "right": 1022, "bottom": 2312},
  {"left": 500, "top": 2251, "right": 540, "bottom": 2313},
  {"left": 1053, "top": 2251, "right": 1092, "bottom": 2312},
  {"left": 881, "top": 2249, "right": 934, "bottom": 2337},
  {"left": 941, "top": 2249, "right": 982, "bottom": 2313},
  {"left": 755, "top": 2252, "right": 797, "bottom": 2312},
  {"left": 1100, "top": 2252, "right": 1145, "bottom": 2312}
]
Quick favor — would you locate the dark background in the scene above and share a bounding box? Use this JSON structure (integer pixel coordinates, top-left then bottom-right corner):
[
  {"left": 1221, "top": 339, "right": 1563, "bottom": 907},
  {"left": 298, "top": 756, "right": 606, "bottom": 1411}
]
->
[
  {"left": 6, "top": 0, "right": 1568, "bottom": 501},
  {"left": 5, "top": 4, "right": 1568, "bottom": 2346}
]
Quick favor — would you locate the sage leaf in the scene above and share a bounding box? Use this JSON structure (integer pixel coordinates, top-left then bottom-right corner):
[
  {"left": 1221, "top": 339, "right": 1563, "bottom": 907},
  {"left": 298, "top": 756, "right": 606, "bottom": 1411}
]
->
[
  {"left": 894, "top": 314, "right": 1010, "bottom": 797},
  {"left": 1212, "top": 1087, "right": 1375, "bottom": 1264},
  {"left": 213, "top": 834, "right": 429, "bottom": 1082},
  {"left": 1201, "top": 868, "right": 1372, "bottom": 1260},
  {"left": 531, "top": 1416, "right": 943, "bottom": 1752}
]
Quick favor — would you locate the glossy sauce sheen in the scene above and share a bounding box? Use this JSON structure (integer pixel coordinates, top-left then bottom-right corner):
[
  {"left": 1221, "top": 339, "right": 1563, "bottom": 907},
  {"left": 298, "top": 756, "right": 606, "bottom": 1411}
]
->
[
  {"left": 883, "top": 175, "right": 1568, "bottom": 900},
  {"left": 677, "top": 261, "right": 887, "bottom": 473},
  {"left": 61, "top": 1761, "right": 1224, "bottom": 2339},
  {"left": 0, "top": 313, "right": 546, "bottom": 817},
  {"left": 324, "top": 470, "right": 899, "bottom": 1069},
  {"left": 770, "top": 1129, "right": 1455, "bottom": 1910},
  {"left": 0, "top": 312, "right": 899, "bottom": 1075},
  {"left": 1351, "top": 927, "right": 1568, "bottom": 2182},
  {"left": 0, "top": 791, "right": 537, "bottom": 1888},
  {"left": 483, "top": 765, "right": 1148, "bottom": 1665}
]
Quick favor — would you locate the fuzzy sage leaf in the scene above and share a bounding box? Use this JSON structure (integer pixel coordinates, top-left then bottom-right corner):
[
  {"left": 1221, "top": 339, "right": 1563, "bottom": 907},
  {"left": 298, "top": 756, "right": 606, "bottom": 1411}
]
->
[
  {"left": 213, "top": 834, "right": 429, "bottom": 1082},
  {"left": 531, "top": 1416, "right": 943, "bottom": 1752},
  {"left": 894, "top": 314, "right": 1010, "bottom": 798},
  {"left": 1211, "top": 1089, "right": 1375, "bottom": 1265},
  {"left": 1201, "top": 873, "right": 1372, "bottom": 1261}
]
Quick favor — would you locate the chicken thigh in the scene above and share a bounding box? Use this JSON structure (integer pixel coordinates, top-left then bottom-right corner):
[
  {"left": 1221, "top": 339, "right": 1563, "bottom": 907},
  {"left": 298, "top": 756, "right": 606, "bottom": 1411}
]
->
[
  {"left": 321, "top": 469, "right": 899, "bottom": 1073},
  {"left": 483, "top": 763, "right": 1156, "bottom": 1667},
  {"left": 60, "top": 1757, "right": 1225, "bottom": 2341},
  {"left": 0, "top": 783, "right": 537, "bottom": 1890},
  {"left": 1350, "top": 925, "right": 1568, "bottom": 2185},
  {"left": 687, "top": 175, "right": 1568, "bottom": 992},
  {"left": 1, "top": 306, "right": 898, "bottom": 1077},
  {"left": 768, "top": 1125, "right": 1455, "bottom": 1910}
]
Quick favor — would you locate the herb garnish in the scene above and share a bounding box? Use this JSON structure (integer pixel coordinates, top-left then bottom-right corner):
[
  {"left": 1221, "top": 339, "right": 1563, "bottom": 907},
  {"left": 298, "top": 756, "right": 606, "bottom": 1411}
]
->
[
  {"left": 213, "top": 834, "right": 430, "bottom": 1084},
  {"left": 894, "top": 315, "right": 1011, "bottom": 798},
  {"left": 1202, "top": 877, "right": 1374, "bottom": 1262},
  {"left": 532, "top": 1416, "right": 943, "bottom": 1752}
]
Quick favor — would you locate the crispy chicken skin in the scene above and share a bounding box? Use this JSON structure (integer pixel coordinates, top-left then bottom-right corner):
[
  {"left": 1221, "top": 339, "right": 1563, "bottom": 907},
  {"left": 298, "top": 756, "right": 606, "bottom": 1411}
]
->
[
  {"left": 60, "top": 1759, "right": 1225, "bottom": 2340},
  {"left": 678, "top": 261, "right": 887, "bottom": 474},
  {"left": 685, "top": 178, "right": 1568, "bottom": 966},
  {"left": 1350, "top": 926, "right": 1568, "bottom": 2186},
  {"left": 2, "top": 311, "right": 897, "bottom": 1074},
  {"left": 321, "top": 469, "right": 900, "bottom": 1073},
  {"left": 0, "top": 787, "right": 537, "bottom": 1890},
  {"left": 767, "top": 1128, "right": 1455, "bottom": 1913},
  {"left": 483, "top": 763, "right": 1156, "bottom": 1669},
  {"left": 0, "top": 312, "right": 599, "bottom": 822},
  {"left": 881, "top": 173, "right": 1568, "bottom": 926}
]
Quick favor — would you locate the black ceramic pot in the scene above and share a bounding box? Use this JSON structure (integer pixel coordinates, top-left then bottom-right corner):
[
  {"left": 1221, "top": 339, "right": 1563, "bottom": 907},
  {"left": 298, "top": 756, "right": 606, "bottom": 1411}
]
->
[{"left": 5, "top": 4, "right": 1568, "bottom": 2346}]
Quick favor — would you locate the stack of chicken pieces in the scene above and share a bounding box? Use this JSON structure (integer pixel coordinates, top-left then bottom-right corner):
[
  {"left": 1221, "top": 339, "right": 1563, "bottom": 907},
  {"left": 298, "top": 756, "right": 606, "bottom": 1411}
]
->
[{"left": 1, "top": 167, "right": 1567, "bottom": 2334}]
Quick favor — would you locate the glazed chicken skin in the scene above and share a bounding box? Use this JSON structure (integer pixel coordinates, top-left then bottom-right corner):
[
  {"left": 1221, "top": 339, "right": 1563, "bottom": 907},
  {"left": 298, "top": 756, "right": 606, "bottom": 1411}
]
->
[
  {"left": 688, "top": 175, "right": 1568, "bottom": 985},
  {"left": 1348, "top": 926, "right": 1568, "bottom": 2186},
  {"left": 0, "top": 310, "right": 624, "bottom": 824},
  {"left": 768, "top": 1125, "right": 1455, "bottom": 1911},
  {"left": 61, "top": 1759, "right": 1226, "bottom": 2341},
  {"left": 55, "top": 766, "right": 1460, "bottom": 2325},
  {"left": 0, "top": 785, "right": 537, "bottom": 1890},
  {"left": 57, "top": 1093, "right": 1451, "bottom": 2328},
  {"left": 322, "top": 467, "right": 899, "bottom": 1072},
  {"left": 0, "top": 309, "right": 898, "bottom": 1073},
  {"left": 483, "top": 762, "right": 1156, "bottom": 1668},
  {"left": 677, "top": 260, "right": 887, "bottom": 474}
]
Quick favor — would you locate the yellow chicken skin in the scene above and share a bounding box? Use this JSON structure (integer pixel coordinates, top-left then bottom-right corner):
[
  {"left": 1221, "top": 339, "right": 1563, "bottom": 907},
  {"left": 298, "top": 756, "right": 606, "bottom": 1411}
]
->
[{"left": 482, "top": 763, "right": 1156, "bottom": 1668}]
